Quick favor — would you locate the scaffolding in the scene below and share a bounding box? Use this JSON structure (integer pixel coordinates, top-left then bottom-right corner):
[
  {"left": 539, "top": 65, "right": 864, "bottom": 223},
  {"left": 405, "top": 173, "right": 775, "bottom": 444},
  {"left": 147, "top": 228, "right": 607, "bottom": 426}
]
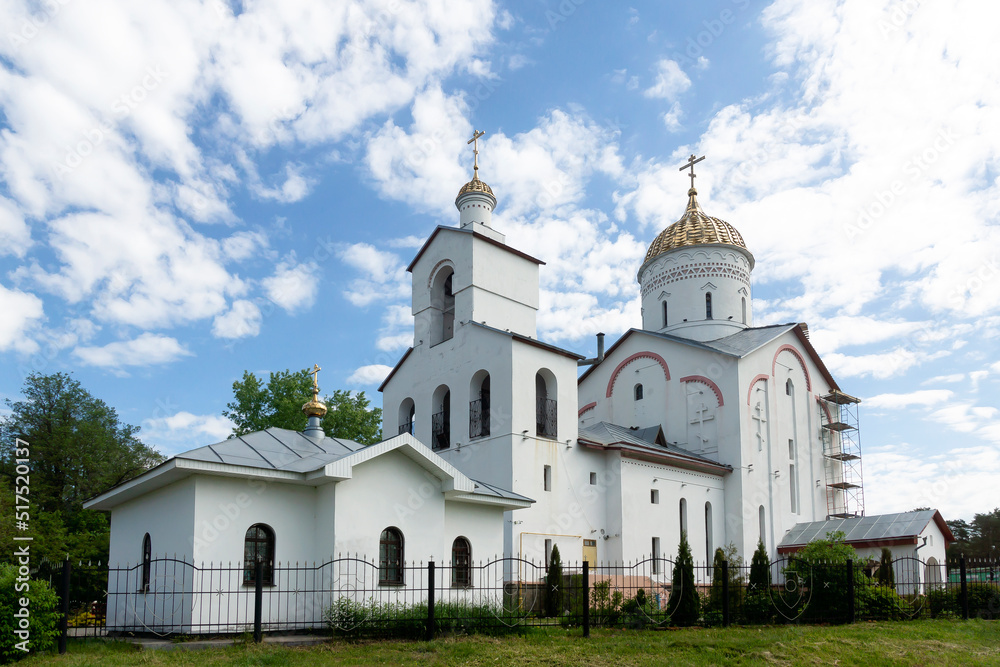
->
[{"left": 819, "top": 390, "right": 865, "bottom": 519}]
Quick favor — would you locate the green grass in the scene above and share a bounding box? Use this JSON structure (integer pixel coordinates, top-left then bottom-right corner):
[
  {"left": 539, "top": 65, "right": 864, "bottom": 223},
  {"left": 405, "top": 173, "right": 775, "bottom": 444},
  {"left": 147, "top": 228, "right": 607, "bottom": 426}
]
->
[{"left": 17, "top": 620, "right": 1000, "bottom": 666}]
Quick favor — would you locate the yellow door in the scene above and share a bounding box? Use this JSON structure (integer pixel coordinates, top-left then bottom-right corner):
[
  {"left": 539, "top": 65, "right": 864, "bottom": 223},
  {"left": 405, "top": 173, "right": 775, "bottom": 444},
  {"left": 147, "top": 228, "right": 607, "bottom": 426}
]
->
[{"left": 582, "top": 539, "right": 597, "bottom": 565}]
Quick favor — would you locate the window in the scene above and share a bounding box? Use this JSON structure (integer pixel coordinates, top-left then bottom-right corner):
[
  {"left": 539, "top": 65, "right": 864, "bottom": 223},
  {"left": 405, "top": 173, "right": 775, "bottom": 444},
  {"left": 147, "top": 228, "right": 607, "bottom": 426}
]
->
[
  {"left": 662, "top": 301, "right": 668, "bottom": 327},
  {"left": 243, "top": 524, "right": 275, "bottom": 586},
  {"left": 589, "top": 472, "right": 597, "bottom": 485},
  {"left": 634, "top": 383, "right": 643, "bottom": 401},
  {"left": 758, "top": 506, "right": 766, "bottom": 547},
  {"left": 430, "top": 267, "right": 456, "bottom": 345},
  {"left": 141, "top": 533, "right": 151, "bottom": 592},
  {"left": 650, "top": 489, "right": 659, "bottom": 504},
  {"left": 470, "top": 373, "right": 490, "bottom": 439},
  {"left": 652, "top": 537, "right": 661, "bottom": 574},
  {"left": 432, "top": 386, "right": 450, "bottom": 450},
  {"left": 544, "top": 539, "right": 553, "bottom": 569},
  {"left": 379, "top": 528, "right": 404, "bottom": 585},
  {"left": 789, "top": 464, "right": 798, "bottom": 513},
  {"left": 536, "top": 372, "right": 557, "bottom": 438},
  {"left": 705, "top": 292, "right": 713, "bottom": 319},
  {"left": 741, "top": 296, "right": 747, "bottom": 324},
  {"left": 398, "top": 398, "right": 415, "bottom": 435},
  {"left": 543, "top": 465, "right": 552, "bottom": 492},
  {"left": 786, "top": 379, "right": 793, "bottom": 396},
  {"left": 788, "top": 438, "right": 795, "bottom": 459},
  {"left": 679, "top": 498, "right": 688, "bottom": 540},
  {"left": 705, "top": 502, "right": 714, "bottom": 563},
  {"left": 451, "top": 537, "right": 472, "bottom": 588}
]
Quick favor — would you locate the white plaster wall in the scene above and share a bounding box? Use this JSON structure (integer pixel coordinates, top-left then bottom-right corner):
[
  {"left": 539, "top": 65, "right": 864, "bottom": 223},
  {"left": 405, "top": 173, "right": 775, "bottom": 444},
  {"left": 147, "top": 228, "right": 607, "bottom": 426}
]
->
[
  {"left": 638, "top": 245, "right": 753, "bottom": 342},
  {"left": 443, "top": 502, "right": 506, "bottom": 564}
]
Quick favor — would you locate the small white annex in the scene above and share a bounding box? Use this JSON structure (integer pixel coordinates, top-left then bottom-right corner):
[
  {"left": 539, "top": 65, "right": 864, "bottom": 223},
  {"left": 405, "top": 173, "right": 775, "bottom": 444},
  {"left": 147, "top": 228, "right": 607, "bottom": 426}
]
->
[{"left": 84, "top": 413, "right": 531, "bottom": 632}]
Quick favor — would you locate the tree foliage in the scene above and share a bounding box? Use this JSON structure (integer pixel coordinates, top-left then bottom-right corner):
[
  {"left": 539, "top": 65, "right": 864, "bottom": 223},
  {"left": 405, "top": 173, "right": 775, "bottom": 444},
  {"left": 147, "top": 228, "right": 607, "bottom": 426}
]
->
[
  {"left": 544, "top": 544, "right": 563, "bottom": 617},
  {"left": 0, "top": 372, "right": 163, "bottom": 565},
  {"left": 877, "top": 547, "right": 895, "bottom": 588},
  {"left": 667, "top": 531, "right": 700, "bottom": 626},
  {"left": 946, "top": 509, "right": 1000, "bottom": 561},
  {"left": 223, "top": 369, "right": 382, "bottom": 444}
]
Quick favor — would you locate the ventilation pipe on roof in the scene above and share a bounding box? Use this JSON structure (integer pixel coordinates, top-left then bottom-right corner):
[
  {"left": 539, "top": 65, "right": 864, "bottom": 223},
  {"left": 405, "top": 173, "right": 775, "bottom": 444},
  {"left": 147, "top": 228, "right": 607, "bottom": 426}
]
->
[{"left": 578, "top": 332, "right": 606, "bottom": 367}]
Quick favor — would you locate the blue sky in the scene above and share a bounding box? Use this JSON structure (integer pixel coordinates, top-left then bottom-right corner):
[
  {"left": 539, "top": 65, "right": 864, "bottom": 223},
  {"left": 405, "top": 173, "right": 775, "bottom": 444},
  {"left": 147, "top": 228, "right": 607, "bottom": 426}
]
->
[{"left": 1, "top": 0, "right": 998, "bottom": 522}]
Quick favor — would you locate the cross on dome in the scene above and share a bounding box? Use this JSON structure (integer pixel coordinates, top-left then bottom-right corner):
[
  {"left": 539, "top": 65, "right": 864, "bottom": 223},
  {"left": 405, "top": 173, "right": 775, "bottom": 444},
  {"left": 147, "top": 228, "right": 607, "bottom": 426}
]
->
[
  {"left": 679, "top": 153, "right": 705, "bottom": 190},
  {"left": 468, "top": 130, "right": 485, "bottom": 179}
]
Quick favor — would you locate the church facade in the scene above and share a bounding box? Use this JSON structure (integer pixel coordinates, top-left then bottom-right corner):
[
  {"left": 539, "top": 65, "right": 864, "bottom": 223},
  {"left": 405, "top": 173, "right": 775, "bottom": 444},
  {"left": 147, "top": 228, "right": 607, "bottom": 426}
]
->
[{"left": 380, "top": 148, "right": 947, "bottom": 571}]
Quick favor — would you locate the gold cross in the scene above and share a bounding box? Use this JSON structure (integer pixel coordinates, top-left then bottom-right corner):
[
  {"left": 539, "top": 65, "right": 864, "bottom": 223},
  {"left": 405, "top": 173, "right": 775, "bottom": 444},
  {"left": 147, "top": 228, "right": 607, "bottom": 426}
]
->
[
  {"left": 309, "top": 364, "right": 321, "bottom": 396},
  {"left": 679, "top": 153, "right": 706, "bottom": 189},
  {"left": 467, "top": 130, "right": 485, "bottom": 177}
]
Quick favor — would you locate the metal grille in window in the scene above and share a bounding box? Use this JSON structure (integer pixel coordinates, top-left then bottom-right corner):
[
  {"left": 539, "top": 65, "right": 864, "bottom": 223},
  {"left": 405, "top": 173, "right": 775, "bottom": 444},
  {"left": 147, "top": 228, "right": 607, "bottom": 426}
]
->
[
  {"left": 431, "top": 410, "right": 450, "bottom": 450},
  {"left": 451, "top": 537, "right": 472, "bottom": 587},
  {"left": 243, "top": 524, "right": 274, "bottom": 586},
  {"left": 398, "top": 421, "right": 413, "bottom": 435},
  {"left": 379, "top": 528, "right": 403, "bottom": 585},
  {"left": 469, "top": 398, "right": 490, "bottom": 439},
  {"left": 536, "top": 397, "right": 557, "bottom": 438}
]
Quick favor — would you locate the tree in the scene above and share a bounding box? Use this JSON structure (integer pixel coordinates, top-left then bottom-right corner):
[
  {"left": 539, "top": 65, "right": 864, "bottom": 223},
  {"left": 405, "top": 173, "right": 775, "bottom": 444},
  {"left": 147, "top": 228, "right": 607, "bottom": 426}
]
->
[
  {"left": 223, "top": 369, "right": 382, "bottom": 444},
  {"left": 786, "top": 531, "right": 865, "bottom": 622},
  {"left": 876, "top": 547, "right": 895, "bottom": 588},
  {"left": 946, "top": 509, "right": 1000, "bottom": 561},
  {"left": 744, "top": 539, "right": 772, "bottom": 623},
  {"left": 0, "top": 372, "right": 163, "bottom": 564},
  {"left": 544, "top": 544, "right": 563, "bottom": 617},
  {"left": 667, "top": 531, "right": 700, "bottom": 626}
]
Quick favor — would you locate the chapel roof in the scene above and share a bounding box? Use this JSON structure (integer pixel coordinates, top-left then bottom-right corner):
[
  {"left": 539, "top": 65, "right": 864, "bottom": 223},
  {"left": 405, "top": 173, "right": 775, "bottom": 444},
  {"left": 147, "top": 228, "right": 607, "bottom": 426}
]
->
[
  {"left": 456, "top": 175, "right": 494, "bottom": 201},
  {"left": 777, "top": 510, "right": 955, "bottom": 552},
  {"left": 178, "top": 427, "right": 364, "bottom": 473},
  {"left": 578, "top": 421, "right": 732, "bottom": 475},
  {"left": 644, "top": 188, "right": 749, "bottom": 266}
]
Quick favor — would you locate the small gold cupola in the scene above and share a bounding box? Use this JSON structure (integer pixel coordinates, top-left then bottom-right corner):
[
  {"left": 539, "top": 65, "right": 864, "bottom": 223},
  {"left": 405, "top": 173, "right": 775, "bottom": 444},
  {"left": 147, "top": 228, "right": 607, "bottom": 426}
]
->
[{"left": 302, "top": 363, "right": 327, "bottom": 438}]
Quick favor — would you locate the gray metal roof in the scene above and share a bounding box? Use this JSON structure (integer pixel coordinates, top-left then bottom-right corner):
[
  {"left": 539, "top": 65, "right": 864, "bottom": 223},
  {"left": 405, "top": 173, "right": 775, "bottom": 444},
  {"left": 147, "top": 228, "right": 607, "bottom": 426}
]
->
[
  {"left": 178, "top": 428, "right": 364, "bottom": 472},
  {"left": 470, "top": 479, "right": 534, "bottom": 503},
  {"left": 778, "top": 510, "right": 941, "bottom": 548},
  {"left": 578, "top": 421, "right": 731, "bottom": 470},
  {"left": 643, "top": 323, "right": 797, "bottom": 358}
]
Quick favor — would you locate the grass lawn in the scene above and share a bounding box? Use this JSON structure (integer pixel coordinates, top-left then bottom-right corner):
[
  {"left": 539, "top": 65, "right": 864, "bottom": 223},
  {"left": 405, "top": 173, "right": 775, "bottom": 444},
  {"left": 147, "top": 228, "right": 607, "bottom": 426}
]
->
[{"left": 19, "top": 620, "right": 1000, "bottom": 666}]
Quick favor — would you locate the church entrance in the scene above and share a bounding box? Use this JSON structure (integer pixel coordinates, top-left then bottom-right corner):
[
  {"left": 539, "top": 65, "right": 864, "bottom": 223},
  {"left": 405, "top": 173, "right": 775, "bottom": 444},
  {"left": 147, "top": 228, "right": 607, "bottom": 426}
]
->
[{"left": 582, "top": 539, "right": 597, "bottom": 565}]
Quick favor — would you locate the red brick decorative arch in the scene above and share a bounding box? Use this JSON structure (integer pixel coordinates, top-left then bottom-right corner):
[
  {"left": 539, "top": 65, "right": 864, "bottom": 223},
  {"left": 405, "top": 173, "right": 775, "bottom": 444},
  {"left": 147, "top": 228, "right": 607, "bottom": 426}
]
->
[
  {"left": 816, "top": 396, "right": 833, "bottom": 423},
  {"left": 606, "top": 352, "right": 670, "bottom": 398},
  {"left": 578, "top": 402, "right": 597, "bottom": 417},
  {"left": 772, "top": 345, "right": 812, "bottom": 391},
  {"left": 679, "top": 375, "right": 724, "bottom": 407},
  {"left": 746, "top": 374, "right": 769, "bottom": 405}
]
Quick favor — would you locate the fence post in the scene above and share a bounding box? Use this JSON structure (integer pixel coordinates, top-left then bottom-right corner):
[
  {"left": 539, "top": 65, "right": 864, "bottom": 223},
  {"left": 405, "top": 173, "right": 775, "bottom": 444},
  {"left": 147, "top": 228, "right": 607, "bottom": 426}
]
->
[
  {"left": 253, "top": 559, "right": 263, "bottom": 643},
  {"left": 959, "top": 555, "right": 969, "bottom": 620},
  {"left": 722, "top": 560, "right": 730, "bottom": 627},
  {"left": 846, "top": 559, "right": 855, "bottom": 624},
  {"left": 58, "top": 559, "right": 70, "bottom": 654},
  {"left": 582, "top": 561, "right": 590, "bottom": 638},
  {"left": 426, "top": 561, "right": 436, "bottom": 641}
]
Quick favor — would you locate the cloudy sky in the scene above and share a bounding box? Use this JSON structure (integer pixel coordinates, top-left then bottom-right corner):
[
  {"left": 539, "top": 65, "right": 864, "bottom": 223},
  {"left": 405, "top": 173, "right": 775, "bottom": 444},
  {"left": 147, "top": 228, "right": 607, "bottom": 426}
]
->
[{"left": 1, "top": 0, "right": 997, "bottom": 521}]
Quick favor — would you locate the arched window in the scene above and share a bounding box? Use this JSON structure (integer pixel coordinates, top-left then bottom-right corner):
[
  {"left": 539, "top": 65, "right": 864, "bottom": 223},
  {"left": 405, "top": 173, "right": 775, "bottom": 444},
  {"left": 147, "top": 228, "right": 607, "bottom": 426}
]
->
[
  {"left": 432, "top": 385, "right": 450, "bottom": 450},
  {"left": 662, "top": 301, "right": 668, "bottom": 327},
  {"left": 786, "top": 379, "right": 793, "bottom": 396},
  {"left": 705, "top": 293, "right": 713, "bottom": 319},
  {"left": 634, "top": 383, "right": 644, "bottom": 401},
  {"left": 705, "top": 502, "right": 713, "bottom": 563},
  {"left": 141, "top": 533, "right": 151, "bottom": 592},
  {"left": 536, "top": 371, "right": 557, "bottom": 438},
  {"left": 470, "top": 372, "right": 490, "bottom": 439},
  {"left": 741, "top": 297, "right": 747, "bottom": 324},
  {"left": 452, "top": 537, "right": 472, "bottom": 588},
  {"left": 679, "top": 498, "right": 688, "bottom": 541},
  {"left": 758, "top": 506, "right": 766, "bottom": 547},
  {"left": 430, "top": 267, "right": 456, "bottom": 345},
  {"left": 379, "top": 527, "right": 404, "bottom": 585},
  {"left": 244, "top": 524, "right": 275, "bottom": 586},
  {"left": 398, "top": 398, "right": 415, "bottom": 435}
]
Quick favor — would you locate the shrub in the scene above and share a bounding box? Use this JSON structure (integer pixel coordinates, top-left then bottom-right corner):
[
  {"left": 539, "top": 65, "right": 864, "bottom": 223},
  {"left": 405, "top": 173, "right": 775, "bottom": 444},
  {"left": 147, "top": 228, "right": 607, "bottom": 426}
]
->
[
  {"left": 0, "top": 564, "right": 61, "bottom": 662},
  {"left": 784, "top": 531, "right": 866, "bottom": 623},
  {"left": 743, "top": 541, "right": 772, "bottom": 624},
  {"left": 859, "top": 585, "right": 910, "bottom": 620},
  {"left": 544, "top": 545, "right": 563, "bottom": 618},
  {"left": 667, "top": 531, "right": 700, "bottom": 626},
  {"left": 876, "top": 548, "right": 895, "bottom": 588},
  {"left": 589, "top": 580, "right": 624, "bottom": 626}
]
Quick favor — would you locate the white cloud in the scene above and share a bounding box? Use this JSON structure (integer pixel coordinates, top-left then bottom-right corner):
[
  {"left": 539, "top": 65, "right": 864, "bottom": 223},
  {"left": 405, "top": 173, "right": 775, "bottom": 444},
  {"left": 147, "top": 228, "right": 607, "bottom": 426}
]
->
[
  {"left": 252, "top": 164, "right": 313, "bottom": 203},
  {"left": 0, "top": 284, "right": 44, "bottom": 353},
  {"left": 662, "top": 103, "right": 683, "bottom": 132},
  {"left": 262, "top": 259, "right": 320, "bottom": 312},
  {"left": 142, "top": 411, "right": 234, "bottom": 454},
  {"left": 336, "top": 243, "right": 407, "bottom": 307},
  {"left": 212, "top": 299, "right": 263, "bottom": 339},
  {"left": 921, "top": 373, "right": 965, "bottom": 385},
  {"left": 865, "top": 390, "right": 954, "bottom": 410},
  {"left": 508, "top": 54, "right": 532, "bottom": 71},
  {"left": 73, "top": 333, "right": 192, "bottom": 368},
  {"left": 347, "top": 364, "right": 392, "bottom": 386},
  {"left": 643, "top": 59, "right": 691, "bottom": 100},
  {"left": 0, "top": 196, "right": 31, "bottom": 257}
]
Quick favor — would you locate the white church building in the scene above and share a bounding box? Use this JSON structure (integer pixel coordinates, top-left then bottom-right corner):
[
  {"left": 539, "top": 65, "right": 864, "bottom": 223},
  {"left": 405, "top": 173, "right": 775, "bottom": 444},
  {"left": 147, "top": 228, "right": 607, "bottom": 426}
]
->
[{"left": 85, "top": 143, "right": 952, "bottom": 631}]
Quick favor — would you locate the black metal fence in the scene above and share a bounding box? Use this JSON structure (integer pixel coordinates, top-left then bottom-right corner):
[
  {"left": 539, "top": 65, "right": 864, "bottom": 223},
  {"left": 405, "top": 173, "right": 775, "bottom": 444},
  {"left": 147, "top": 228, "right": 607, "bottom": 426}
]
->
[{"left": 37, "top": 554, "right": 999, "bottom": 649}]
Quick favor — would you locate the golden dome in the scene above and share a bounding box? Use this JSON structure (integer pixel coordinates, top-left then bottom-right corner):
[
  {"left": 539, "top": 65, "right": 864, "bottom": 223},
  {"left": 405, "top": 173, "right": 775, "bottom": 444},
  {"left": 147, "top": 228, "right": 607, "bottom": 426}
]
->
[
  {"left": 302, "top": 398, "right": 327, "bottom": 418},
  {"left": 456, "top": 175, "right": 494, "bottom": 201},
  {"left": 644, "top": 188, "right": 747, "bottom": 263}
]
